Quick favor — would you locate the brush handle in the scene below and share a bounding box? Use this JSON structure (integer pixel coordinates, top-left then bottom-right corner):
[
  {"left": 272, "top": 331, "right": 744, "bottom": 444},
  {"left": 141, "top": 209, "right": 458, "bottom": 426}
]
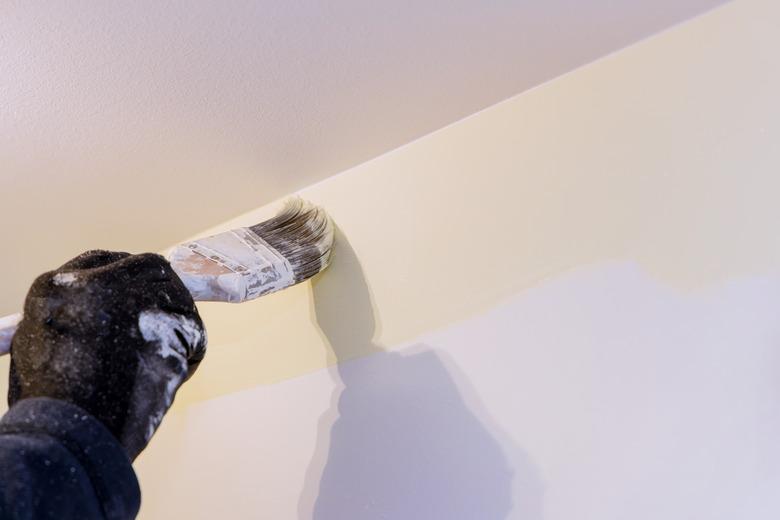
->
[{"left": 0, "top": 313, "right": 22, "bottom": 356}]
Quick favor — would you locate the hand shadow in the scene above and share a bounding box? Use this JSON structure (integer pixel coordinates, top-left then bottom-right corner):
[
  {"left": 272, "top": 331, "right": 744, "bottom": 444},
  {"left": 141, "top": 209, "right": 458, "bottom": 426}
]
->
[{"left": 299, "top": 230, "right": 543, "bottom": 519}]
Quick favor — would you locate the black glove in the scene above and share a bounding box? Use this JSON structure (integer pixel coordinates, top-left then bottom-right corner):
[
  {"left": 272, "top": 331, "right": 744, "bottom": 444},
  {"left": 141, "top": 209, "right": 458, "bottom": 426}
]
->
[{"left": 7, "top": 250, "right": 207, "bottom": 460}]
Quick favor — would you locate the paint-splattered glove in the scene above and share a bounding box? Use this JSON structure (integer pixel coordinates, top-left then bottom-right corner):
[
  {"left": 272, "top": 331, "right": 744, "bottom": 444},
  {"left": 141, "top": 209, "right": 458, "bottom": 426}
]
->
[{"left": 7, "top": 250, "right": 207, "bottom": 460}]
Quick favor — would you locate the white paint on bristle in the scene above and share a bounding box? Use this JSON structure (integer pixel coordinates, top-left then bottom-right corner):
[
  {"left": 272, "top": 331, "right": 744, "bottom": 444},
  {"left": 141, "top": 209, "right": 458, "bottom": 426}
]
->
[{"left": 308, "top": 204, "right": 335, "bottom": 257}]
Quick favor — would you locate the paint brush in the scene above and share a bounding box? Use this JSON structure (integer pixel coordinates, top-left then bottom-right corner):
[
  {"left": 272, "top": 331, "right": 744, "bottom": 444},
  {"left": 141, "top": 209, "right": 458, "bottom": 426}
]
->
[{"left": 0, "top": 198, "right": 334, "bottom": 355}]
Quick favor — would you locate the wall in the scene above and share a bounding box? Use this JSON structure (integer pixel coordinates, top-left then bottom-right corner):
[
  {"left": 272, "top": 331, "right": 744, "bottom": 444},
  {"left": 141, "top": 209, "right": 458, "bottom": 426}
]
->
[
  {"left": 4, "top": 0, "right": 780, "bottom": 517},
  {"left": 130, "top": 0, "right": 780, "bottom": 517},
  {"left": 127, "top": 1, "right": 780, "bottom": 517}
]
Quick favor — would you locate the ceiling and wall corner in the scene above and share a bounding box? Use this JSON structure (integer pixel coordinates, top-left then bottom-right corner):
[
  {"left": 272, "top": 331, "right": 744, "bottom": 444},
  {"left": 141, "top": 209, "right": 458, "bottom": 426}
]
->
[{"left": 0, "top": 0, "right": 729, "bottom": 315}]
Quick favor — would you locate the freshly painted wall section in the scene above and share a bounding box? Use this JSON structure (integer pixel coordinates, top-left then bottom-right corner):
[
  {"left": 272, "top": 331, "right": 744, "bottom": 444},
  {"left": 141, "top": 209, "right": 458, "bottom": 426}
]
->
[{"left": 144, "top": 0, "right": 779, "bottom": 404}]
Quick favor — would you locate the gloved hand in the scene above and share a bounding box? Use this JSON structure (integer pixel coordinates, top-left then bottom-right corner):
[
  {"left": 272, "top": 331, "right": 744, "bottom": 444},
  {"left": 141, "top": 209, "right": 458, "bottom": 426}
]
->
[{"left": 7, "top": 250, "right": 207, "bottom": 460}]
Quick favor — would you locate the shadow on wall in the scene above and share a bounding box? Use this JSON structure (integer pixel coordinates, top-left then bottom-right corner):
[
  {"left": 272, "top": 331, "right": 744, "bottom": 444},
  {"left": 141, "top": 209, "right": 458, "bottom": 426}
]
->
[{"left": 299, "top": 230, "right": 544, "bottom": 519}]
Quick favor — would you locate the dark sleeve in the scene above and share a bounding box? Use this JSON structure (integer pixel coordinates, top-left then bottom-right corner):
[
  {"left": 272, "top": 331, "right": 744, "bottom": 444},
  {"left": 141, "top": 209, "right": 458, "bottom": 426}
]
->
[{"left": 0, "top": 398, "right": 140, "bottom": 520}]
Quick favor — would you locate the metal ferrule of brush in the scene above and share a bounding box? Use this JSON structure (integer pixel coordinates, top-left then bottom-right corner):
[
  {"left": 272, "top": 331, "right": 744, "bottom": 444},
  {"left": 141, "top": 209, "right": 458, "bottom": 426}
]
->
[{"left": 168, "top": 227, "right": 297, "bottom": 303}]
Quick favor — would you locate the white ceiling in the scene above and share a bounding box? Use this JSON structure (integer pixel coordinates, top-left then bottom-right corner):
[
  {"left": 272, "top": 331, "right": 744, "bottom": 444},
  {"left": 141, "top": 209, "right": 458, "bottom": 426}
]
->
[{"left": 0, "top": 0, "right": 728, "bottom": 314}]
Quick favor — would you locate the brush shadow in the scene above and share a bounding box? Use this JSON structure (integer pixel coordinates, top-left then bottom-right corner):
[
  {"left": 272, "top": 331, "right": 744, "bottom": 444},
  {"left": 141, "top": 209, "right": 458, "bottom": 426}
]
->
[{"left": 299, "top": 230, "right": 543, "bottom": 519}]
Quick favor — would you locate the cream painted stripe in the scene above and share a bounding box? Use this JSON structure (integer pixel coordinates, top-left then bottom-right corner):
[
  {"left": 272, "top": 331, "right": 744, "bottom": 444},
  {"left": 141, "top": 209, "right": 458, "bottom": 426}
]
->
[{"left": 172, "top": 0, "right": 780, "bottom": 407}]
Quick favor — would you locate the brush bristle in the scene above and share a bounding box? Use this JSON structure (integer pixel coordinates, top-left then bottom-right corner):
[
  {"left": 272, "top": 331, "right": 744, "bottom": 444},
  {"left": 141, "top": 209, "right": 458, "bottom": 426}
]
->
[{"left": 249, "top": 198, "right": 334, "bottom": 284}]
